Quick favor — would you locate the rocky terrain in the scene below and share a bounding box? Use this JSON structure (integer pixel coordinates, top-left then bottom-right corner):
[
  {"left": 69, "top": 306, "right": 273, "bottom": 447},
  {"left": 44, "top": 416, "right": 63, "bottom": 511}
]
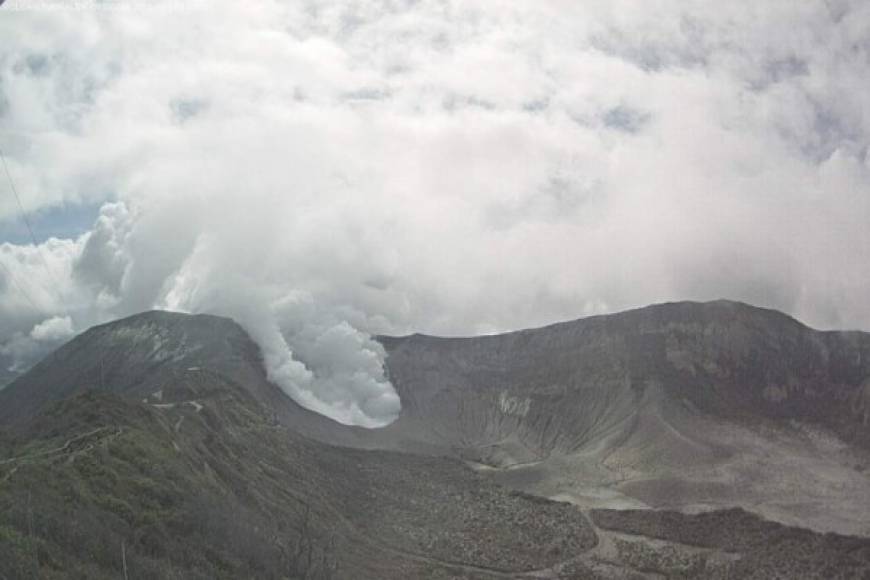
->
[
  {"left": 374, "top": 301, "right": 870, "bottom": 536},
  {"left": 589, "top": 508, "right": 870, "bottom": 579},
  {"left": 378, "top": 300, "right": 870, "bottom": 455},
  {"left": 1, "top": 300, "right": 869, "bottom": 578}
]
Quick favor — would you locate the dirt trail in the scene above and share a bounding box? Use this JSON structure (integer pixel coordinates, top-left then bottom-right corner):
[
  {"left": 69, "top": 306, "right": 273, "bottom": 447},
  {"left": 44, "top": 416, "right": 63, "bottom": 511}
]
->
[
  {"left": 0, "top": 426, "right": 124, "bottom": 485},
  {"left": 0, "top": 427, "right": 123, "bottom": 466}
]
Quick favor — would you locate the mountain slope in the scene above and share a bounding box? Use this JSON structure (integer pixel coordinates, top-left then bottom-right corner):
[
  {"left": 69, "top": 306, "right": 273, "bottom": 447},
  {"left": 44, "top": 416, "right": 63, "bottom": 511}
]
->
[
  {"left": 377, "top": 300, "right": 870, "bottom": 458},
  {"left": 0, "top": 310, "right": 368, "bottom": 447},
  {"left": 2, "top": 300, "right": 869, "bottom": 537},
  {"left": 2, "top": 369, "right": 868, "bottom": 579},
  {"left": 372, "top": 300, "right": 870, "bottom": 535},
  {"left": 0, "top": 311, "right": 259, "bottom": 425},
  {"left": 2, "top": 301, "right": 870, "bottom": 578},
  {"left": 0, "top": 375, "right": 596, "bottom": 580}
]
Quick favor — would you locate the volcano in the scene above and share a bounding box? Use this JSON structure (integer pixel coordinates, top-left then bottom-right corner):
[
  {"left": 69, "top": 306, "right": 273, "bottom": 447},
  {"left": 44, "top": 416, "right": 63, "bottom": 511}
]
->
[{"left": 1, "top": 300, "right": 869, "bottom": 579}]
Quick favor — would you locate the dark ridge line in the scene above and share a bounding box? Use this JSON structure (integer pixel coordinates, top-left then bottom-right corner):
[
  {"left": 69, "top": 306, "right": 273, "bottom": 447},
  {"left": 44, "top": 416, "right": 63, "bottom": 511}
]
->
[{"left": 376, "top": 299, "right": 826, "bottom": 344}]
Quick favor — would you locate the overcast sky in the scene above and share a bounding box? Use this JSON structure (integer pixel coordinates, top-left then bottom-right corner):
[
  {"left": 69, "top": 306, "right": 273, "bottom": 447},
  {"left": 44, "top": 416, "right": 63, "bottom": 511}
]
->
[{"left": 1, "top": 0, "right": 868, "bottom": 425}]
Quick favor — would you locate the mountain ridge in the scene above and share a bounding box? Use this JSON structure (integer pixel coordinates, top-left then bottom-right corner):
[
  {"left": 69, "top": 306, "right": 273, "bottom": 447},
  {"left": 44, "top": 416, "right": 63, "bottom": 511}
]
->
[
  {"left": 2, "top": 299, "right": 869, "bottom": 538},
  {"left": 378, "top": 299, "right": 813, "bottom": 342},
  {"left": 2, "top": 299, "right": 870, "bottom": 578}
]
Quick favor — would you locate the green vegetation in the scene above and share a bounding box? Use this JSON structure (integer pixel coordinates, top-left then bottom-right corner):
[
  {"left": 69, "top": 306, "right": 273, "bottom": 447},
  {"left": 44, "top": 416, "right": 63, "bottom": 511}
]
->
[
  {"left": 0, "top": 390, "right": 341, "bottom": 580},
  {"left": 0, "top": 380, "right": 596, "bottom": 579}
]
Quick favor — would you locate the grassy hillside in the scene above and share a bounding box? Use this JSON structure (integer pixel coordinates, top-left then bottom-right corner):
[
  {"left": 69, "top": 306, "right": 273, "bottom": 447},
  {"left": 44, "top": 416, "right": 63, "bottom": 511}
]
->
[{"left": 0, "top": 374, "right": 596, "bottom": 580}]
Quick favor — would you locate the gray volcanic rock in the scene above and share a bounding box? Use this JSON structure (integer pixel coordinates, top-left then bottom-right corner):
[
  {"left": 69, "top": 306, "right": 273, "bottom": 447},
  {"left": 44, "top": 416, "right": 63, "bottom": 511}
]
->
[
  {"left": 372, "top": 300, "right": 870, "bottom": 535},
  {"left": 376, "top": 300, "right": 870, "bottom": 459},
  {"left": 589, "top": 507, "right": 870, "bottom": 579}
]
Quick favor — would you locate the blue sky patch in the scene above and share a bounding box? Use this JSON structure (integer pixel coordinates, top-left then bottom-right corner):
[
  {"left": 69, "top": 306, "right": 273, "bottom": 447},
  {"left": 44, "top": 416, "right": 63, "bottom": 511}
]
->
[{"left": 0, "top": 201, "right": 101, "bottom": 245}]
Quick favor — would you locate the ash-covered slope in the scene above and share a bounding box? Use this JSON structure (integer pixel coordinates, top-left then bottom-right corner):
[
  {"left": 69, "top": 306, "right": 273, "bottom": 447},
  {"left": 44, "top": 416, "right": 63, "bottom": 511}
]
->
[
  {"left": 378, "top": 300, "right": 870, "bottom": 460},
  {"left": 375, "top": 300, "right": 870, "bottom": 536}
]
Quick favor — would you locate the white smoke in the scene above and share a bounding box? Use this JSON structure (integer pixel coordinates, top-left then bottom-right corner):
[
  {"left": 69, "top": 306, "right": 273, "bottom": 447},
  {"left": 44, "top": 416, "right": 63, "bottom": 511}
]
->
[
  {"left": 162, "top": 262, "right": 398, "bottom": 427},
  {"left": 0, "top": 195, "right": 402, "bottom": 426},
  {"left": 1, "top": 1, "right": 870, "bottom": 425}
]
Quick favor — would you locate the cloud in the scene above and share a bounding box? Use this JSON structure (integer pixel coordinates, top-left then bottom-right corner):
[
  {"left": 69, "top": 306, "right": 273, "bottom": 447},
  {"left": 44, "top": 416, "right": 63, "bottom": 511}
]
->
[
  {"left": 0, "top": 0, "right": 868, "bottom": 424},
  {"left": 30, "top": 314, "right": 73, "bottom": 342}
]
